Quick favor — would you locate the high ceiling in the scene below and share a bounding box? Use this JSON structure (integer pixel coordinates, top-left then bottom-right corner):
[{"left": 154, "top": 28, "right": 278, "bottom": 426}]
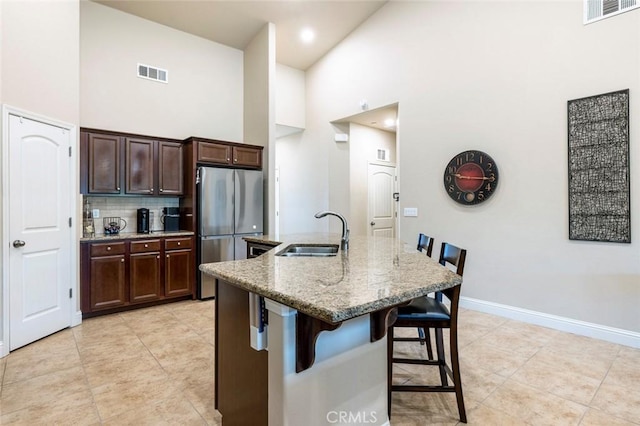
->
[
  {"left": 94, "top": 0, "right": 397, "bottom": 131},
  {"left": 95, "top": 0, "right": 388, "bottom": 71}
]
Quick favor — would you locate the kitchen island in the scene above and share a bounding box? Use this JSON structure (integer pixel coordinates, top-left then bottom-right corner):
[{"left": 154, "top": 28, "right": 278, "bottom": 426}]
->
[{"left": 200, "top": 234, "right": 462, "bottom": 426}]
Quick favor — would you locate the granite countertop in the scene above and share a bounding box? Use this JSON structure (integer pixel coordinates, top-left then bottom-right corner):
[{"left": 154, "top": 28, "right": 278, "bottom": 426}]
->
[
  {"left": 200, "top": 233, "right": 462, "bottom": 324},
  {"left": 80, "top": 230, "right": 194, "bottom": 242}
]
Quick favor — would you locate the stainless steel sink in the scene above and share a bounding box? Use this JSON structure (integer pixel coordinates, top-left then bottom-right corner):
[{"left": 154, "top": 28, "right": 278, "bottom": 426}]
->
[{"left": 275, "top": 244, "right": 339, "bottom": 257}]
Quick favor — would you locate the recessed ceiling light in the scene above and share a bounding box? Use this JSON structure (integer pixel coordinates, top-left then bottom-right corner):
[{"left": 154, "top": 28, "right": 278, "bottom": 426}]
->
[
  {"left": 384, "top": 118, "right": 396, "bottom": 128},
  {"left": 300, "top": 28, "right": 315, "bottom": 44}
]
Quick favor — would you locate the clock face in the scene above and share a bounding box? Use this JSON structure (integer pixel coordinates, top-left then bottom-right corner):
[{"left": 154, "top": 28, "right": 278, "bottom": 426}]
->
[{"left": 444, "top": 150, "right": 499, "bottom": 205}]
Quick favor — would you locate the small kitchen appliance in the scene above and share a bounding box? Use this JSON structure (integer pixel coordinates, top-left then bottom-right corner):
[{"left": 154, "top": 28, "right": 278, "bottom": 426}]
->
[
  {"left": 162, "top": 207, "right": 180, "bottom": 232},
  {"left": 137, "top": 208, "right": 150, "bottom": 234}
]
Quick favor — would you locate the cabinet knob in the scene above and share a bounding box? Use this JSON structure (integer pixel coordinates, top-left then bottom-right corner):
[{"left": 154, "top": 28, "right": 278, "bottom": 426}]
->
[
  {"left": 107, "top": 246, "right": 111, "bottom": 251},
  {"left": 121, "top": 258, "right": 124, "bottom": 263},
  {"left": 144, "top": 244, "right": 148, "bottom": 248},
  {"left": 117, "top": 187, "right": 121, "bottom": 191},
  {"left": 157, "top": 255, "right": 160, "bottom": 259},
  {"left": 160, "top": 188, "right": 164, "bottom": 192},
  {"left": 150, "top": 188, "right": 154, "bottom": 192},
  {"left": 227, "top": 158, "right": 230, "bottom": 161},
  {"left": 166, "top": 255, "right": 170, "bottom": 258},
  {"left": 177, "top": 242, "right": 181, "bottom": 246}
]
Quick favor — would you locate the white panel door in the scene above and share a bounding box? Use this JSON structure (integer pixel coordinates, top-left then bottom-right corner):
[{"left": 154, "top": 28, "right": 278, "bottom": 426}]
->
[
  {"left": 9, "top": 114, "right": 72, "bottom": 350},
  {"left": 368, "top": 163, "right": 397, "bottom": 237}
]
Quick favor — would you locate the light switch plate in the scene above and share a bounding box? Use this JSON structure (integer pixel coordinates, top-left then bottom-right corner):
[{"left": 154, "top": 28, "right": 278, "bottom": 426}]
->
[
  {"left": 403, "top": 207, "right": 418, "bottom": 217},
  {"left": 92, "top": 209, "right": 100, "bottom": 218}
]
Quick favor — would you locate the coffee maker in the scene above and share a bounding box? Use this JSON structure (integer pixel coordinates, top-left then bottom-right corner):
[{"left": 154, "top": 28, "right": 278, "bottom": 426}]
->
[
  {"left": 162, "top": 207, "right": 180, "bottom": 232},
  {"left": 137, "top": 208, "right": 150, "bottom": 234}
]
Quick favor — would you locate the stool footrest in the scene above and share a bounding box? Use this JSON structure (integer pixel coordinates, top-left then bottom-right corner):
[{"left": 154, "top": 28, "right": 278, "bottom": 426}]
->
[{"left": 391, "top": 384, "right": 456, "bottom": 393}]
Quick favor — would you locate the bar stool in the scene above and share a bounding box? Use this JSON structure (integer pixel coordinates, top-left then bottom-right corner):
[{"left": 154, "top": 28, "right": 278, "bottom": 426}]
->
[
  {"left": 387, "top": 242, "right": 467, "bottom": 423},
  {"left": 393, "top": 233, "right": 436, "bottom": 358}
]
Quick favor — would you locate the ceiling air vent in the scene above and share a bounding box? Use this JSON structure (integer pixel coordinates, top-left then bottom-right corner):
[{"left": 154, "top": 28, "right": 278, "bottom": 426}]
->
[
  {"left": 137, "top": 63, "right": 168, "bottom": 83},
  {"left": 377, "top": 149, "right": 390, "bottom": 162},
  {"left": 585, "top": 0, "right": 638, "bottom": 23}
]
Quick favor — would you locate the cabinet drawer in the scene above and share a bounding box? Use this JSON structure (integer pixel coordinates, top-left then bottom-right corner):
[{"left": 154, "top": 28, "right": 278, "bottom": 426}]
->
[
  {"left": 165, "top": 237, "right": 192, "bottom": 251},
  {"left": 90, "top": 242, "right": 126, "bottom": 257},
  {"left": 130, "top": 240, "right": 161, "bottom": 253}
]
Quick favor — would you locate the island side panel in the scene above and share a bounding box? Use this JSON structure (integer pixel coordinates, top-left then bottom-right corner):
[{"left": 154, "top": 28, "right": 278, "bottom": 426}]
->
[{"left": 215, "top": 279, "right": 268, "bottom": 425}]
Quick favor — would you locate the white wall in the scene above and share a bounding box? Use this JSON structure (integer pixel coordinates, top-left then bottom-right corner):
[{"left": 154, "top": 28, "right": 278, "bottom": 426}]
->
[
  {"left": 349, "top": 123, "right": 396, "bottom": 236},
  {"left": 296, "top": 1, "right": 640, "bottom": 333},
  {"left": 1, "top": 0, "right": 80, "bottom": 124},
  {"left": 276, "top": 130, "right": 328, "bottom": 235},
  {"left": 244, "top": 23, "right": 275, "bottom": 234},
  {"left": 80, "top": 1, "right": 243, "bottom": 141},
  {"left": 0, "top": 0, "right": 80, "bottom": 352},
  {"left": 276, "top": 63, "right": 305, "bottom": 129}
]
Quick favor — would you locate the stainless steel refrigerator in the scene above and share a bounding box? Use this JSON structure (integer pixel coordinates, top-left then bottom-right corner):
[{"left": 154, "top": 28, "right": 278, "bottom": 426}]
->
[{"left": 198, "top": 167, "right": 263, "bottom": 299}]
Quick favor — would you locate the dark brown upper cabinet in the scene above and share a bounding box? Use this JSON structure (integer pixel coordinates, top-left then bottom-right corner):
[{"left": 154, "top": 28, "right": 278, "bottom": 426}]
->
[
  {"left": 126, "top": 138, "right": 155, "bottom": 195},
  {"left": 84, "top": 132, "right": 122, "bottom": 194},
  {"left": 158, "top": 141, "right": 184, "bottom": 195},
  {"left": 195, "top": 139, "right": 262, "bottom": 169},
  {"left": 81, "top": 129, "right": 183, "bottom": 196},
  {"left": 197, "top": 141, "right": 232, "bottom": 165},
  {"left": 232, "top": 145, "right": 262, "bottom": 168}
]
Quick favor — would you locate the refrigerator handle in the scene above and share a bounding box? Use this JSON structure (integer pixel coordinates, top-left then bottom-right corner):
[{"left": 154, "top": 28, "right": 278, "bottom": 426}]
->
[{"left": 196, "top": 167, "right": 201, "bottom": 185}]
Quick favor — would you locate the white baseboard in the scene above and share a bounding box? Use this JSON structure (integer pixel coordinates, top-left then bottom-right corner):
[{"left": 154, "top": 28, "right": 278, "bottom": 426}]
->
[
  {"left": 72, "top": 311, "right": 83, "bottom": 327},
  {"left": 460, "top": 297, "right": 640, "bottom": 349}
]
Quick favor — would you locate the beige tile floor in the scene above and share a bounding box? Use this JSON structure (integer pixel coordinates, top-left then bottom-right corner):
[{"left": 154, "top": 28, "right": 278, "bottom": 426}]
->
[{"left": 0, "top": 300, "right": 638, "bottom": 425}]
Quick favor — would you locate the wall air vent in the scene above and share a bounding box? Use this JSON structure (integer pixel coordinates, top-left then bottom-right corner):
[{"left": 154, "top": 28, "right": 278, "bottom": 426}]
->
[
  {"left": 377, "top": 149, "right": 390, "bottom": 162},
  {"left": 585, "top": 0, "right": 638, "bottom": 23},
  {"left": 137, "top": 63, "right": 168, "bottom": 83}
]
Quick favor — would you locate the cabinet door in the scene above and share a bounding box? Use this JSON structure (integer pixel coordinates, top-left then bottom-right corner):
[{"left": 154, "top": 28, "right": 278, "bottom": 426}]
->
[
  {"left": 87, "top": 133, "right": 122, "bottom": 194},
  {"left": 165, "top": 249, "right": 193, "bottom": 297},
  {"left": 197, "top": 141, "right": 232, "bottom": 165},
  {"left": 126, "top": 138, "right": 155, "bottom": 194},
  {"left": 90, "top": 255, "right": 126, "bottom": 311},
  {"left": 130, "top": 252, "right": 162, "bottom": 303},
  {"left": 232, "top": 146, "right": 262, "bottom": 168},
  {"left": 158, "top": 141, "right": 183, "bottom": 195}
]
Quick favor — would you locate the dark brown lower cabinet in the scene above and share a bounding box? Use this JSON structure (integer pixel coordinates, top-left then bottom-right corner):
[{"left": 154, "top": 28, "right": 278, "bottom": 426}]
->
[
  {"left": 81, "top": 236, "right": 195, "bottom": 317},
  {"left": 216, "top": 279, "right": 268, "bottom": 426},
  {"left": 130, "top": 252, "right": 162, "bottom": 303},
  {"left": 165, "top": 249, "right": 192, "bottom": 297},
  {"left": 89, "top": 254, "right": 126, "bottom": 311}
]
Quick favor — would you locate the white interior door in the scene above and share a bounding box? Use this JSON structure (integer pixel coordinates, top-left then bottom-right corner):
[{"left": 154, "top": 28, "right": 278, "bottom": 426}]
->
[
  {"left": 8, "top": 114, "right": 72, "bottom": 350},
  {"left": 368, "top": 163, "right": 397, "bottom": 237}
]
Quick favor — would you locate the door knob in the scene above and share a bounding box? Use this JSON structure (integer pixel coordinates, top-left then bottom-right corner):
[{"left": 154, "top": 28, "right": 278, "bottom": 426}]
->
[
  {"left": 13, "top": 240, "right": 26, "bottom": 248},
  {"left": 370, "top": 221, "right": 376, "bottom": 226}
]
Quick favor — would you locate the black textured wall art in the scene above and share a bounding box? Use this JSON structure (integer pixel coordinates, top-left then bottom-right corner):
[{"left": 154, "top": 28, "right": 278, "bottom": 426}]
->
[{"left": 567, "top": 89, "right": 630, "bottom": 243}]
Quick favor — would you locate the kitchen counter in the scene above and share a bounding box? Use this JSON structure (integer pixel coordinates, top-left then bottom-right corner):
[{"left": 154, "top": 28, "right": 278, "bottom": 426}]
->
[
  {"left": 80, "top": 230, "right": 194, "bottom": 242},
  {"left": 200, "top": 233, "right": 462, "bottom": 324},
  {"left": 205, "top": 233, "right": 463, "bottom": 425}
]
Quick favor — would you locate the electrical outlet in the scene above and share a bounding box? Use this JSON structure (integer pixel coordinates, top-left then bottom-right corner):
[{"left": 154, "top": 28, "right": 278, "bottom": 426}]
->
[{"left": 92, "top": 209, "right": 100, "bottom": 218}]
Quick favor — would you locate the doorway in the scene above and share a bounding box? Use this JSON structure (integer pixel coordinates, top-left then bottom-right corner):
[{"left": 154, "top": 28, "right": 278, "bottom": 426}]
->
[
  {"left": 2, "top": 106, "right": 78, "bottom": 354},
  {"left": 368, "top": 163, "right": 397, "bottom": 237},
  {"left": 339, "top": 103, "right": 399, "bottom": 237}
]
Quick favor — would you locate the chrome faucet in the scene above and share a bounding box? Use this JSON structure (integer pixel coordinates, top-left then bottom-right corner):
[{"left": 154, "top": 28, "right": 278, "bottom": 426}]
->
[{"left": 314, "top": 211, "right": 349, "bottom": 251}]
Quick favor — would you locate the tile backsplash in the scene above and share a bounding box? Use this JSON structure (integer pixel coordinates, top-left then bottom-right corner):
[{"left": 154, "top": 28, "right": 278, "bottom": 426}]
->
[{"left": 85, "top": 196, "right": 179, "bottom": 235}]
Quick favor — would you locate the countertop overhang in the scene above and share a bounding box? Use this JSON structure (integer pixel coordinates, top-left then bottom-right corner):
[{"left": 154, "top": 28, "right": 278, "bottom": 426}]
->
[{"left": 199, "top": 233, "right": 462, "bottom": 324}]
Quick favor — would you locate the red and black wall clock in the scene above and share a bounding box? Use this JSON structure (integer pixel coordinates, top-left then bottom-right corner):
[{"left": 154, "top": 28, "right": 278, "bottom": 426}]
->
[{"left": 443, "top": 150, "right": 499, "bottom": 205}]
